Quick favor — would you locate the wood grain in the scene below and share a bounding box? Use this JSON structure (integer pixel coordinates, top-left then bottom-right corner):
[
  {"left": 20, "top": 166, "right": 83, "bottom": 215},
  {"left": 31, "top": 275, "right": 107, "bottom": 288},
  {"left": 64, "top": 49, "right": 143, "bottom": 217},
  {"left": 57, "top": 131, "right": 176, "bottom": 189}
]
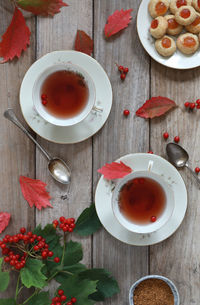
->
[
  {"left": 150, "top": 63, "right": 200, "bottom": 304},
  {"left": 93, "top": 1, "right": 150, "bottom": 304}
]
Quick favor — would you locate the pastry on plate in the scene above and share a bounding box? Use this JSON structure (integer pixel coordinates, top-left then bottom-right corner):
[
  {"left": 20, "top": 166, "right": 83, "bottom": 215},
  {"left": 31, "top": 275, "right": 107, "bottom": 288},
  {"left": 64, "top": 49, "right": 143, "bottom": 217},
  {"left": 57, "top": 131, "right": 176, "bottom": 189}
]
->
[
  {"left": 186, "top": 12, "right": 200, "bottom": 32},
  {"left": 148, "top": 0, "right": 170, "bottom": 18},
  {"left": 150, "top": 16, "right": 168, "bottom": 38},
  {"left": 165, "top": 14, "right": 183, "bottom": 34},
  {"left": 155, "top": 35, "right": 177, "bottom": 56},
  {"left": 177, "top": 32, "right": 199, "bottom": 53},
  {"left": 175, "top": 5, "right": 197, "bottom": 25},
  {"left": 192, "top": 0, "right": 200, "bottom": 12},
  {"left": 170, "top": 0, "right": 192, "bottom": 14}
]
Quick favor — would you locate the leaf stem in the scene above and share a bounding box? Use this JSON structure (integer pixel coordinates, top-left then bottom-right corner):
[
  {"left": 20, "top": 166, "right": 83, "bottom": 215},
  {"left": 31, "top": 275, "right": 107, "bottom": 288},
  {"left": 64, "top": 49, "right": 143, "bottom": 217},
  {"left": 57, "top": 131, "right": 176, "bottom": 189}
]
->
[
  {"left": 47, "top": 271, "right": 59, "bottom": 282},
  {"left": 15, "top": 274, "right": 20, "bottom": 301},
  {"left": 22, "top": 288, "right": 39, "bottom": 305},
  {"left": 61, "top": 233, "right": 67, "bottom": 268}
]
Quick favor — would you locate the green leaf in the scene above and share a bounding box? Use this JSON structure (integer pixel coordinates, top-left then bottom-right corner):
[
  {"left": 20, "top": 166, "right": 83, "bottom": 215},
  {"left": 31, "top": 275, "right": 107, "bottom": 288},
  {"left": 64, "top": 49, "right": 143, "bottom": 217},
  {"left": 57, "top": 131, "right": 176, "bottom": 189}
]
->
[
  {"left": 58, "top": 275, "right": 97, "bottom": 305},
  {"left": 74, "top": 204, "right": 102, "bottom": 236},
  {"left": 20, "top": 258, "right": 47, "bottom": 289},
  {"left": 33, "top": 224, "right": 60, "bottom": 249},
  {"left": 79, "top": 269, "right": 120, "bottom": 301},
  {"left": 0, "top": 258, "right": 9, "bottom": 292},
  {"left": 0, "top": 299, "right": 16, "bottom": 305},
  {"left": 64, "top": 241, "right": 83, "bottom": 266},
  {"left": 55, "top": 263, "right": 86, "bottom": 283},
  {"left": 28, "top": 292, "right": 50, "bottom": 305}
]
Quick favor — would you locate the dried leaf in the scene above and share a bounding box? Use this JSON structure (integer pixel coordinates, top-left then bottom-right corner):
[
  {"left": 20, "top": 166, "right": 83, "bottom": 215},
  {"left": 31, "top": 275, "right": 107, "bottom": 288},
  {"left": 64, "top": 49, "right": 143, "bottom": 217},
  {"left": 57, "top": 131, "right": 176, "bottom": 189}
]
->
[
  {"left": 0, "top": 213, "right": 11, "bottom": 234},
  {"left": 104, "top": 9, "right": 133, "bottom": 38},
  {"left": 0, "top": 7, "right": 30, "bottom": 63},
  {"left": 17, "top": 0, "right": 68, "bottom": 16},
  {"left": 136, "top": 96, "right": 176, "bottom": 119},
  {"left": 98, "top": 161, "right": 132, "bottom": 180},
  {"left": 19, "top": 176, "right": 52, "bottom": 210},
  {"left": 74, "top": 30, "right": 93, "bottom": 56}
]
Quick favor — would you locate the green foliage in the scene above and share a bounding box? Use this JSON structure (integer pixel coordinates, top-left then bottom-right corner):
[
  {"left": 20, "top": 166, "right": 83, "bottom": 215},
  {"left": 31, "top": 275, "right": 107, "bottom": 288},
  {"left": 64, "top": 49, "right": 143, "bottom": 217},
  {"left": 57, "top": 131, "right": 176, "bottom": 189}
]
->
[
  {"left": 74, "top": 204, "right": 102, "bottom": 236},
  {"left": 0, "top": 300, "right": 16, "bottom": 305},
  {"left": 33, "top": 224, "right": 60, "bottom": 249},
  {"left": 55, "top": 263, "right": 87, "bottom": 282},
  {"left": 0, "top": 258, "right": 9, "bottom": 292},
  {"left": 27, "top": 292, "right": 50, "bottom": 305},
  {"left": 58, "top": 275, "right": 97, "bottom": 305},
  {"left": 64, "top": 241, "right": 83, "bottom": 266},
  {"left": 20, "top": 258, "right": 47, "bottom": 289}
]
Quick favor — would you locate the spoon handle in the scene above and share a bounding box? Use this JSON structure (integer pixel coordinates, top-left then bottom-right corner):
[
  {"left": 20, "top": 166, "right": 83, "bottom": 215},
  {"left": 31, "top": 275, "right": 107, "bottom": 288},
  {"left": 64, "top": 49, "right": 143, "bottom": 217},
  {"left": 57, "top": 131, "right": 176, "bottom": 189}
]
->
[
  {"left": 185, "top": 163, "right": 200, "bottom": 186},
  {"left": 4, "top": 109, "right": 51, "bottom": 161}
]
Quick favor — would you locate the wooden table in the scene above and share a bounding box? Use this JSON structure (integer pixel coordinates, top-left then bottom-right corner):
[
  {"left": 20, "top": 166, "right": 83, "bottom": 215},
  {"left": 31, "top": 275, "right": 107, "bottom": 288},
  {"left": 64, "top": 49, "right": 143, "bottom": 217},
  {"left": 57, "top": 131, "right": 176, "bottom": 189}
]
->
[{"left": 1, "top": 0, "right": 200, "bottom": 304}]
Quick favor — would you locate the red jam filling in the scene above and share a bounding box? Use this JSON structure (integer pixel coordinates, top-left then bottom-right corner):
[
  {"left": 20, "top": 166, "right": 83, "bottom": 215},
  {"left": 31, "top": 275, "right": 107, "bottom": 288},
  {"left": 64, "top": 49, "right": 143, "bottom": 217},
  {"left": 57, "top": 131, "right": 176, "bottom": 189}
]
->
[
  {"left": 151, "top": 19, "right": 159, "bottom": 28},
  {"left": 176, "top": 0, "right": 187, "bottom": 8},
  {"left": 191, "top": 15, "right": 200, "bottom": 26},
  {"left": 162, "top": 37, "right": 171, "bottom": 48},
  {"left": 180, "top": 8, "right": 191, "bottom": 18},
  {"left": 155, "top": 2, "right": 168, "bottom": 15},
  {"left": 168, "top": 18, "right": 179, "bottom": 29},
  {"left": 198, "top": 0, "right": 200, "bottom": 8},
  {"left": 183, "top": 36, "right": 196, "bottom": 47}
]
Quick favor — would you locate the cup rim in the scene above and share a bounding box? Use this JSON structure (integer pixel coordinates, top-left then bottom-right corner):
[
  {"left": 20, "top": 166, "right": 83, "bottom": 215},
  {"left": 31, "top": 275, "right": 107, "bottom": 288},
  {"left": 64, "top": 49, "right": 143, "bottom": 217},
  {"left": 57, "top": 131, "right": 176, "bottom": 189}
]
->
[
  {"left": 32, "top": 62, "right": 96, "bottom": 127},
  {"left": 111, "top": 171, "right": 175, "bottom": 234}
]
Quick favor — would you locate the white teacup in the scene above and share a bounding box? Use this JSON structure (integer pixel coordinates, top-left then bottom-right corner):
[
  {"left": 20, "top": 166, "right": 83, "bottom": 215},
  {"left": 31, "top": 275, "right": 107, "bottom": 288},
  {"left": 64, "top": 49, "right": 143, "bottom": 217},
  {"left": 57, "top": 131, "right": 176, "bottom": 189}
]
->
[
  {"left": 33, "top": 63, "right": 98, "bottom": 127},
  {"left": 112, "top": 171, "right": 175, "bottom": 234}
]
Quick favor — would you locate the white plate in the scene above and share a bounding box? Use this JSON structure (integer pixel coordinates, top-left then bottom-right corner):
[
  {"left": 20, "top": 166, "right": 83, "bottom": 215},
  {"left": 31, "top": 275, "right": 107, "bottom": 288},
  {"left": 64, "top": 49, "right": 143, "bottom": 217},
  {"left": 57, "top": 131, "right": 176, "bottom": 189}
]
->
[
  {"left": 137, "top": 0, "right": 200, "bottom": 69},
  {"left": 95, "top": 153, "right": 187, "bottom": 246},
  {"left": 20, "top": 51, "right": 112, "bottom": 144}
]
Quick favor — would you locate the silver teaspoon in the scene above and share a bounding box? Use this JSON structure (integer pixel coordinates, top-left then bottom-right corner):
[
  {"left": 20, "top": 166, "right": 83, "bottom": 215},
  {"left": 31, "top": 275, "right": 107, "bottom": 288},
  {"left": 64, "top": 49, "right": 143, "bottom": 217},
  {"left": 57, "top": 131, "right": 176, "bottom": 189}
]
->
[
  {"left": 4, "top": 109, "right": 71, "bottom": 185},
  {"left": 166, "top": 142, "right": 200, "bottom": 186}
]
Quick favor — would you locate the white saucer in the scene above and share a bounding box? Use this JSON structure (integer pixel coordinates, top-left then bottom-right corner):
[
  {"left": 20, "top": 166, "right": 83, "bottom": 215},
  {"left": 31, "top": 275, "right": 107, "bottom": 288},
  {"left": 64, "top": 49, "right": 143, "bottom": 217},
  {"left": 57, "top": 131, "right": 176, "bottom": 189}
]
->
[
  {"left": 137, "top": 0, "right": 200, "bottom": 70},
  {"left": 20, "top": 51, "right": 112, "bottom": 144},
  {"left": 95, "top": 153, "right": 187, "bottom": 246}
]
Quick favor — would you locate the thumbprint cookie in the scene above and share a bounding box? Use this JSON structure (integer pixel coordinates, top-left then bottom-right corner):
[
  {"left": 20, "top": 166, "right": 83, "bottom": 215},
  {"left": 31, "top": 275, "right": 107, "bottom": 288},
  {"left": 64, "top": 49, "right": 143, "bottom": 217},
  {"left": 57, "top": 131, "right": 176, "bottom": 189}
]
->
[
  {"left": 150, "top": 16, "right": 168, "bottom": 38},
  {"left": 148, "top": 0, "right": 170, "bottom": 18},
  {"left": 170, "top": 0, "right": 192, "bottom": 14},
  {"left": 165, "top": 15, "right": 183, "bottom": 34},
  {"left": 177, "top": 32, "right": 199, "bottom": 53},
  {"left": 192, "top": 0, "right": 200, "bottom": 12},
  {"left": 186, "top": 12, "right": 200, "bottom": 32},
  {"left": 155, "top": 35, "right": 177, "bottom": 56},
  {"left": 175, "top": 5, "right": 197, "bottom": 25}
]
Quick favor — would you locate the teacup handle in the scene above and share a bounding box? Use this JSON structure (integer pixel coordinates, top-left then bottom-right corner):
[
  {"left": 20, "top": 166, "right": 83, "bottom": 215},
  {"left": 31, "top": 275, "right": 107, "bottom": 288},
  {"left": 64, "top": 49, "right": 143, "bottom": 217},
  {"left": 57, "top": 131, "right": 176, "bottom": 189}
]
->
[{"left": 92, "top": 105, "right": 103, "bottom": 113}]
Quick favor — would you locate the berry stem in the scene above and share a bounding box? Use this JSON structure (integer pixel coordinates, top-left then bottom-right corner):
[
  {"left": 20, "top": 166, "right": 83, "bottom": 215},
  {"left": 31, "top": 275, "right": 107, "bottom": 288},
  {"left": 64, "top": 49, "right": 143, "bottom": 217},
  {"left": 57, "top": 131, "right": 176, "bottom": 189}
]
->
[
  {"left": 61, "top": 233, "right": 67, "bottom": 269},
  {"left": 22, "top": 288, "right": 40, "bottom": 305},
  {"left": 15, "top": 274, "right": 21, "bottom": 302}
]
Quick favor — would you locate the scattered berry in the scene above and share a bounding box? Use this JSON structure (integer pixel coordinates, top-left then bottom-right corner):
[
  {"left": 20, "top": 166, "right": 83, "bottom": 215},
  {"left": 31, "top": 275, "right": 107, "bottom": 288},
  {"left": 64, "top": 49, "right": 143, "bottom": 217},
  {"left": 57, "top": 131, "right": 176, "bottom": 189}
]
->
[
  {"left": 184, "top": 102, "right": 190, "bottom": 108},
  {"left": 54, "top": 257, "right": 60, "bottom": 263},
  {"left": 123, "top": 109, "right": 130, "bottom": 116},
  {"left": 196, "top": 99, "right": 200, "bottom": 105},
  {"left": 163, "top": 132, "right": 169, "bottom": 140},
  {"left": 123, "top": 67, "right": 129, "bottom": 74},
  {"left": 148, "top": 151, "right": 153, "bottom": 154},
  {"left": 151, "top": 216, "right": 157, "bottom": 222},
  {"left": 118, "top": 65, "right": 124, "bottom": 72},
  {"left": 120, "top": 73, "right": 126, "bottom": 81},
  {"left": 174, "top": 136, "right": 180, "bottom": 143},
  {"left": 41, "top": 94, "right": 47, "bottom": 100},
  {"left": 42, "top": 100, "right": 48, "bottom": 106},
  {"left": 190, "top": 103, "right": 196, "bottom": 109},
  {"left": 71, "top": 297, "right": 77, "bottom": 303},
  {"left": 195, "top": 167, "right": 200, "bottom": 173}
]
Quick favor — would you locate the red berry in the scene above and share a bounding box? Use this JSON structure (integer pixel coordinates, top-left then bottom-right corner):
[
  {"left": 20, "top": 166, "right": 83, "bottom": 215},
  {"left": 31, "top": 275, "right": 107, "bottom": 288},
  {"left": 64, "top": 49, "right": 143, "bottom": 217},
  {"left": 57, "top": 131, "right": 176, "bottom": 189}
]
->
[
  {"left": 48, "top": 251, "right": 54, "bottom": 257},
  {"left": 123, "top": 109, "right": 130, "bottom": 116},
  {"left": 4, "top": 256, "right": 10, "bottom": 263},
  {"left": 190, "top": 103, "right": 196, "bottom": 109},
  {"left": 58, "top": 289, "right": 64, "bottom": 296},
  {"left": 59, "top": 216, "right": 65, "bottom": 223},
  {"left": 196, "top": 99, "right": 200, "bottom": 105},
  {"left": 30, "top": 238, "right": 35, "bottom": 243},
  {"left": 174, "top": 136, "right": 180, "bottom": 143},
  {"left": 37, "top": 236, "right": 42, "bottom": 241},
  {"left": 42, "top": 251, "right": 48, "bottom": 258},
  {"left": 70, "top": 218, "right": 75, "bottom": 224},
  {"left": 151, "top": 216, "right": 157, "bottom": 222},
  {"left": 118, "top": 65, "right": 124, "bottom": 72},
  {"left": 71, "top": 297, "right": 77, "bottom": 303},
  {"left": 163, "top": 132, "right": 169, "bottom": 140},
  {"left": 197, "top": 105, "right": 200, "bottom": 109},
  {"left": 184, "top": 102, "right": 190, "bottom": 108},
  {"left": 54, "top": 257, "right": 60, "bottom": 263},
  {"left": 20, "top": 227, "right": 26, "bottom": 234},
  {"left": 55, "top": 303, "right": 61, "bottom": 305},
  {"left": 53, "top": 220, "right": 59, "bottom": 226},
  {"left": 195, "top": 167, "right": 200, "bottom": 173},
  {"left": 120, "top": 73, "right": 126, "bottom": 80},
  {"left": 15, "top": 263, "right": 21, "bottom": 270},
  {"left": 0, "top": 244, "right": 6, "bottom": 249},
  {"left": 67, "top": 302, "right": 73, "bottom": 305},
  {"left": 10, "top": 260, "right": 15, "bottom": 266},
  {"left": 41, "top": 94, "right": 47, "bottom": 100},
  {"left": 148, "top": 151, "right": 153, "bottom": 154},
  {"left": 123, "top": 67, "right": 129, "bottom": 73},
  {"left": 34, "top": 245, "right": 39, "bottom": 251},
  {"left": 42, "top": 100, "right": 48, "bottom": 106},
  {"left": 13, "top": 236, "right": 19, "bottom": 243},
  {"left": 59, "top": 223, "right": 64, "bottom": 229},
  {"left": 63, "top": 226, "right": 68, "bottom": 232},
  {"left": 68, "top": 228, "right": 73, "bottom": 233},
  {"left": 70, "top": 223, "right": 75, "bottom": 229},
  {"left": 61, "top": 295, "right": 67, "bottom": 301}
]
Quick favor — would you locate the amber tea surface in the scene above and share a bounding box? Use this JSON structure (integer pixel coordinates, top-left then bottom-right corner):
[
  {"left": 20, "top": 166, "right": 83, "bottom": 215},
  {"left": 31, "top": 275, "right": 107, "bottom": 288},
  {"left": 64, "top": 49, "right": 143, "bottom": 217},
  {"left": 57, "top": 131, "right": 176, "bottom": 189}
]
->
[{"left": 118, "top": 177, "right": 166, "bottom": 224}]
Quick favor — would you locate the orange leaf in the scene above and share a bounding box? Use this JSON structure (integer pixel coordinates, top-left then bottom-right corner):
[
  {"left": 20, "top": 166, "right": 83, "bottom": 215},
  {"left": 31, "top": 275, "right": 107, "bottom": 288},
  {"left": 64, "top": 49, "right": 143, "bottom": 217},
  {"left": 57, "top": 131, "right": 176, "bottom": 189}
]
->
[
  {"left": 104, "top": 9, "right": 133, "bottom": 38},
  {"left": 0, "top": 7, "right": 30, "bottom": 63},
  {"left": 19, "top": 176, "right": 52, "bottom": 210},
  {"left": 74, "top": 30, "right": 93, "bottom": 56},
  {"left": 98, "top": 161, "right": 132, "bottom": 180},
  {"left": 17, "top": 0, "right": 68, "bottom": 16},
  {"left": 136, "top": 96, "right": 176, "bottom": 119},
  {"left": 0, "top": 212, "right": 11, "bottom": 234}
]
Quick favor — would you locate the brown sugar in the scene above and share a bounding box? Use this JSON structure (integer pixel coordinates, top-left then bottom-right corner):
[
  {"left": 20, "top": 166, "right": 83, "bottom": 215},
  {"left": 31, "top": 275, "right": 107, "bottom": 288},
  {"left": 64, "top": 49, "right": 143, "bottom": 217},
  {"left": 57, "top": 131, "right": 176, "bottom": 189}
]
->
[{"left": 133, "top": 278, "right": 174, "bottom": 305}]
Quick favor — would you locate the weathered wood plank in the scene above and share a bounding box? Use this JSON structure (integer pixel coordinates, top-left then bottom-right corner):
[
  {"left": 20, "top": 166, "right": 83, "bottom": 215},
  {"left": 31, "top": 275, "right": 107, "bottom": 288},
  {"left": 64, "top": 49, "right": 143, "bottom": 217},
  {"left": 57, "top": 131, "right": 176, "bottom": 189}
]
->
[
  {"left": 93, "top": 1, "right": 150, "bottom": 304},
  {"left": 0, "top": 3, "right": 35, "bottom": 298},
  {"left": 150, "top": 63, "right": 200, "bottom": 304}
]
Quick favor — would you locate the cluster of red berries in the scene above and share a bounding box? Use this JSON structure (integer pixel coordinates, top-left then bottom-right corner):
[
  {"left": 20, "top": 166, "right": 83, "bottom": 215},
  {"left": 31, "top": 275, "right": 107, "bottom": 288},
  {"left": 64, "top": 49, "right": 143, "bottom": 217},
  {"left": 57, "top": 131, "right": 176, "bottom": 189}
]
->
[
  {"left": 184, "top": 100, "right": 200, "bottom": 110},
  {"left": 51, "top": 289, "right": 77, "bottom": 305},
  {"left": 0, "top": 227, "right": 60, "bottom": 270},
  {"left": 163, "top": 132, "right": 180, "bottom": 143},
  {"left": 53, "top": 216, "right": 76, "bottom": 233},
  {"left": 116, "top": 64, "right": 129, "bottom": 81},
  {"left": 41, "top": 93, "right": 48, "bottom": 106}
]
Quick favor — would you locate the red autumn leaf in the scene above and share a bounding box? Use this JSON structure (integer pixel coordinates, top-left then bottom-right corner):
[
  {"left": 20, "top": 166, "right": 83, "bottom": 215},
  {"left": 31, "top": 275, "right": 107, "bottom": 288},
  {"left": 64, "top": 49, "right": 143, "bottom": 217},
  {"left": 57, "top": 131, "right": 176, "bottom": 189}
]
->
[
  {"left": 0, "top": 7, "right": 31, "bottom": 63},
  {"left": 19, "top": 176, "right": 52, "bottom": 210},
  {"left": 136, "top": 96, "right": 176, "bottom": 119},
  {"left": 74, "top": 30, "right": 93, "bottom": 56},
  {"left": 98, "top": 161, "right": 132, "bottom": 180},
  {"left": 104, "top": 9, "right": 133, "bottom": 38},
  {"left": 0, "top": 212, "right": 11, "bottom": 234},
  {"left": 17, "top": 0, "right": 68, "bottom": 16}
]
